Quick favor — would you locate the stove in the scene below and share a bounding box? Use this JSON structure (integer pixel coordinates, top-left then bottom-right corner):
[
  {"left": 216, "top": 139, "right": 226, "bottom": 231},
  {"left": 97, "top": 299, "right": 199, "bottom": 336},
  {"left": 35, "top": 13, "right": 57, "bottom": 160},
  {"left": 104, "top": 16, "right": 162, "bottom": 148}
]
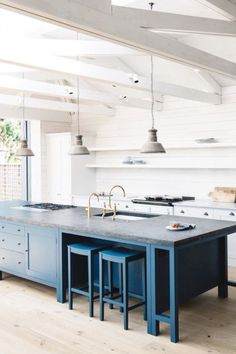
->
[
  {"left": 22, "top": 203, "right": 76, "bottom": 211},
  {"left": 132, "top": 195, "right": 195, "bottom": 207}
]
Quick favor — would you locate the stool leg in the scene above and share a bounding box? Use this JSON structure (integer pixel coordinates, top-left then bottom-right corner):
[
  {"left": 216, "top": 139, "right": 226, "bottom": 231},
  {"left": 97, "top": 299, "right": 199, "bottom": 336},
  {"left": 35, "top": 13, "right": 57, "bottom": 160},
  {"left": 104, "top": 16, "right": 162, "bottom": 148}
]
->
[
  {"left": 68, "top": 249, "right": 73, "bottom": 310},
  {"left": 88, "top": 253, "right": 94, "bottom": 317},
  {"left": 142, "top": 257, "right": 147, "bottom": 321},
  {"left": 108, "top": 261, "right": 113, "bottom": 309},
  {"left": 119, "top": 263, "right": 123, "bottom": 313},
  {"left": 123, "top": 260, "right": 128, "bottom": 330},
  {"left": 99, "top": 254, "right": 105, "bottom": 321}
]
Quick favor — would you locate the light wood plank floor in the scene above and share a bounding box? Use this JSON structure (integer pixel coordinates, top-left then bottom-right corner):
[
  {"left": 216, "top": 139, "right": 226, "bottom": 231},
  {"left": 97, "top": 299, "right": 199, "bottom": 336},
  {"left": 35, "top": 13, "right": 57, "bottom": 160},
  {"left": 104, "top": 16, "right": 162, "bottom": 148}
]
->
[{"left": 0, "top": 269, "right": 236, "bottom": 354}]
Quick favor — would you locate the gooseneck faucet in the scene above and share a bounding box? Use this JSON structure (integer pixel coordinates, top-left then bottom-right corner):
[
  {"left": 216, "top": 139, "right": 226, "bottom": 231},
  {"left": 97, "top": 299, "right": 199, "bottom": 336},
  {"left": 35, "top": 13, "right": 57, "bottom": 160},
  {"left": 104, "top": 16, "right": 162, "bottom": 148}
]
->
[
  {"left": 102, "top": 185, "right": 126, "bottom": 221},
  {"left": 108, "top": 185, "right": 126, "bottom": 208},
  {"left": 86, "top": 192, "right": 100, "bottom": 219}
]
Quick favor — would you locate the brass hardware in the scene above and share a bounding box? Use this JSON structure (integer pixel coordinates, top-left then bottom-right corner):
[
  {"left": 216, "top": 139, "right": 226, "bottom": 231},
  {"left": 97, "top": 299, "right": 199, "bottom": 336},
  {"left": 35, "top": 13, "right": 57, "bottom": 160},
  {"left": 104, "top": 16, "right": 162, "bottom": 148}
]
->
[
  {"left": 86, "top": 192, "right": 100, "bottom": 219},
  {"left": 101, "top": 185, "right": 126, "bottom": 221}
]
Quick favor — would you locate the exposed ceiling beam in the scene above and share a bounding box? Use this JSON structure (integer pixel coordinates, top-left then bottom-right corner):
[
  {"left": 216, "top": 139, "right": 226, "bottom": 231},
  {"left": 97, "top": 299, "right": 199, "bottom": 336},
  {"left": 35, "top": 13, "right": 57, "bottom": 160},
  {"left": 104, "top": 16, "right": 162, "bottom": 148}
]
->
[
  {"left": 195, "top": 69, "right": 222, "bottom": 95},
  {"left": 0, "top": 105, "right": 71, "bottom": 122},
  {"left": 0, "top": 51, "right": 221, "bottom": 104},
  {"left": 1, "top": 0, "right": 236, "bottom": 78},
  {"left": 0, "top": 75, "right": 162, "bottom": 110},
  {"left": 112, "top": 6, "right": 236, "bottom": 36},
  {"left": 0, "top": 39, "right": 138, "bottom": 56},
  {"left": 195, "top": 0, "right": 236, "bottom": 20},
  {"left": 0, "top": 93, "right": 115, "bottom": 116}
]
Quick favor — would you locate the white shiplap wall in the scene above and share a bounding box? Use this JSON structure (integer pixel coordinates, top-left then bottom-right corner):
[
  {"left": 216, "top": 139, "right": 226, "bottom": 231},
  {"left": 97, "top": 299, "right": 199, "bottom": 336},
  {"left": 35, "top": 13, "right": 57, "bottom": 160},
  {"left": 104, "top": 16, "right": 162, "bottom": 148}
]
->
[{"left": 79, "top": 87, "right": 236, "bottom": 198}]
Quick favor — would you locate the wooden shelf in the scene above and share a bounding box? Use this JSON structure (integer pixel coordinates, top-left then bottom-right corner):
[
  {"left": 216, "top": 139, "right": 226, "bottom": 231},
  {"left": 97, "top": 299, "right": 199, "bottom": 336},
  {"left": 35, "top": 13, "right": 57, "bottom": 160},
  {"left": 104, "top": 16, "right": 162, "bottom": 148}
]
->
[
  {"left": 86, "top": 163, "right": 236, "bottom": 170},
  {"left": 88, "top": 144, "right": 236, "bottom": 152}
]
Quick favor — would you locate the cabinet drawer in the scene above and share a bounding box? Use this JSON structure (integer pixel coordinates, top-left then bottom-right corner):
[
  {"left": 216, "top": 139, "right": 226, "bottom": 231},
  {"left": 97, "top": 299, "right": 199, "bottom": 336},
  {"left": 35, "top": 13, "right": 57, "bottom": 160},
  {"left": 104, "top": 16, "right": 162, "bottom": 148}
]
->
[
  {"left": 0, "top": 232, "right": 25, "bottom": 253},
  {"left": 174, "top": 207, "right": 214, "bottom": 219},
  {"left": 0, "top": 249, "right": 25, "bottom": 274},
  {"left": 214, "top": 209, "right": 236, "bottom": 221},
  {"left": 0, "top": 222, "right": 24, "bottom": 236},
  {"left": 150, "top": 205, "right": 173, "bottom": 215}
]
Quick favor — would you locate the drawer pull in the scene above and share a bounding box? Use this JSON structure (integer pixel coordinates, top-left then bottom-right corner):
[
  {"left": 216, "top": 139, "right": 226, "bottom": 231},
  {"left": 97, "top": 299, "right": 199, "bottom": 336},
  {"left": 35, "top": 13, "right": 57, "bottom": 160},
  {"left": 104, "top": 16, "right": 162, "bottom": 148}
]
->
[
  {"left": 204, "top": 212, "right": 209, "bottom": 216},
  {"left": 1, "top": 239, "right": 5, "bottom": 242},
  {"left": 229, "top": 212, "right": 235, "bottom": 216},
  {"left": 1, "top": 226, "right": 5, "bottom": 229},
  {"left": 2, "top": 257, "right": 5, "bottom": 260},
  {"left": 17, "top": 229, "right": 21, "bottom": 232},
  {"left": 17, "top": 243, "right": 21, "bottom": 246},
  {"left": 18, "top": 261, "right": 21, "bottom": 265},
  {"left": 180, "top": 210, "right": 185, "bottom": 214}
]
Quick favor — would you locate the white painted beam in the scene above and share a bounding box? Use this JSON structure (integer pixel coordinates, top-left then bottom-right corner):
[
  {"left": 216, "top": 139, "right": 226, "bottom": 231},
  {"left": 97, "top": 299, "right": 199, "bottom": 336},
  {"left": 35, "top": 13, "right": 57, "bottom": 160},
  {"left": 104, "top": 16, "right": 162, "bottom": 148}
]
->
[
  {"left": 113, "top": 6, "right": 236, "bottom": 36},
  {"left": 0, "top": 75, "right": 163, "bottom": 110},
  {"left": 0, "top": 50, "right": 220, "bottom": 104},
  {"left": 0, "top": 93, "right": 115, "bottom": 116},
  {"left": 0, "top": 39, "right": 137, "bottom": 56},
  {"left": 77, "top": 0, "right": 111, "bottom": 14},
  {"left": 0, "top": 105, "right": 71, "bottom": 122},
  {"left": 196, "top": 0, "right": 236, "bottom": 20},
  {"left": 1, "top": 0, "right": 236, "bottom": 78},
  {"left": 195, "top": 69, "right": 222, "bottom": 95}
]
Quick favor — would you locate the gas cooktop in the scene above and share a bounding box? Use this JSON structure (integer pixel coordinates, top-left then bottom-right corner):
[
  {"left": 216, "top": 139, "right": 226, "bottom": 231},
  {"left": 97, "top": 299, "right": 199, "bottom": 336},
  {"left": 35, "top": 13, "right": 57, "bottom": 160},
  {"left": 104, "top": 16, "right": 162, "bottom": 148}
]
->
[
  {"left": 22, "top": 203, "right": 76, "bottom": 211},
  {"left": 132, "top": 195, "right": 195, "bottom": 206}
]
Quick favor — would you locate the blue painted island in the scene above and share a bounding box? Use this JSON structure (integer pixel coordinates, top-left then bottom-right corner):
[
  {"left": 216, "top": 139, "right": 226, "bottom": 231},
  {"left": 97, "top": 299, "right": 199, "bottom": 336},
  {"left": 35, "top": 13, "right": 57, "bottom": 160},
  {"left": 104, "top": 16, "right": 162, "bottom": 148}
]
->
[{"left": 0, "top": 200, "right": 236, "bottom": 343}]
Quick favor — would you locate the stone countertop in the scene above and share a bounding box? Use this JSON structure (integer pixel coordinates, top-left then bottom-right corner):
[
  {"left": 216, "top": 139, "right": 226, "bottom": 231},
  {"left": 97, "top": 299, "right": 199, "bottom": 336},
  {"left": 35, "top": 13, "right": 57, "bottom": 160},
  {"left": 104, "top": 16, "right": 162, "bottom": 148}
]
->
[
  {"left": 173, "top": 199, "right": 236, "bottom": 210},
  {"left": 0, "top": 200, "right": 236, "bottom": 247}
]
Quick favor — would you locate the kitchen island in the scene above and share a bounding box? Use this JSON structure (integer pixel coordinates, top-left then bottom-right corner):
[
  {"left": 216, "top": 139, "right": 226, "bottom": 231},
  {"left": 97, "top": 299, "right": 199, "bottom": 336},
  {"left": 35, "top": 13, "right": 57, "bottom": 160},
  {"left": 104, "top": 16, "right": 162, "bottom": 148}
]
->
[{"left": 0, "top": 200, "right": 236, "bottom": 343}]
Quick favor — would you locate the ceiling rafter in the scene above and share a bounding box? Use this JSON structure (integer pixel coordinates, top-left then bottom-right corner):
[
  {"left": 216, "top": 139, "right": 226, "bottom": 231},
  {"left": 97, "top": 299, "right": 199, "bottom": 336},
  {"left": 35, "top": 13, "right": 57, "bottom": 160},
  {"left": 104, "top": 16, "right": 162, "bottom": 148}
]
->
[
  {"left": 0, "top": 51, "right": 221, "bottom": 104},
  {"left": 0, "top": 0, "right": 236, "bottom": 79},
  {"left": 195, "top": 0, "right": 236, "bottom": 20},
  {"left": 112, "top": 5, "right": 236, "bottom": 36}
]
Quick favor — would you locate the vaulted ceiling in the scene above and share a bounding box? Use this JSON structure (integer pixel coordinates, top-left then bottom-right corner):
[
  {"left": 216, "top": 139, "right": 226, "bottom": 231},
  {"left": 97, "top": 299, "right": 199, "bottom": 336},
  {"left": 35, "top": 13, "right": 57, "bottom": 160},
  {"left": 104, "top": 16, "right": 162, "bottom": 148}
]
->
[{"left": 0, "top": 0, "right": 235, "bottom": 122}]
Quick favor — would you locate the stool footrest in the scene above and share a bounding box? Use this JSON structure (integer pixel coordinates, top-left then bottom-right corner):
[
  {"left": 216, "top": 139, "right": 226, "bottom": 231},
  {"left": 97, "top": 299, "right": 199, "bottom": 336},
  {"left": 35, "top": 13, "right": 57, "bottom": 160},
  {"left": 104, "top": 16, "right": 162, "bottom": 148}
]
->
[
  {"left": 228, "top": 280, "right": 236, "bottom": 287},
  {"left": 103, "top": 297, "right": 124, "bottom": 308},
  {"left": 71, "top": 286, "right": 99, "bottom": 300},
  {"left": 155, "top": 313, "right": 171, "bottom": 324}
]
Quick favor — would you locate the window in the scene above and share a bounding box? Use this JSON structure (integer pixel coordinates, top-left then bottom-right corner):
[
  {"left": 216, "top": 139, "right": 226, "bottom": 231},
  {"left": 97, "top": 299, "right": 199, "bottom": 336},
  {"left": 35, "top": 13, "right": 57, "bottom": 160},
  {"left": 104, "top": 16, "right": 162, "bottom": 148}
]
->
[{"left": 0, "top": 119, "right": 24, "bottom": 200}]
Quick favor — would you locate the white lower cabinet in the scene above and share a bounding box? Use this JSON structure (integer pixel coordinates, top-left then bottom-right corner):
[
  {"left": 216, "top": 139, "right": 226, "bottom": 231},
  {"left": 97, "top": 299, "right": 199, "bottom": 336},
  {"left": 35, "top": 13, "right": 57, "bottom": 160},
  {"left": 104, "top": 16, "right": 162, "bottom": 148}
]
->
[{"left": 174, "top": 206, "right": 214, "bottom": 219}]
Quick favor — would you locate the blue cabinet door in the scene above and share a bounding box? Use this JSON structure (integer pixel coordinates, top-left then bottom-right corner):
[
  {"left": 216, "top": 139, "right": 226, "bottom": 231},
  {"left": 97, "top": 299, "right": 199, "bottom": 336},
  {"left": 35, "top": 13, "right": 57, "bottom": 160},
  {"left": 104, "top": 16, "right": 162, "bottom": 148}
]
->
[{"left": 25, "top": 226, "right": 57, "bottom": 286}]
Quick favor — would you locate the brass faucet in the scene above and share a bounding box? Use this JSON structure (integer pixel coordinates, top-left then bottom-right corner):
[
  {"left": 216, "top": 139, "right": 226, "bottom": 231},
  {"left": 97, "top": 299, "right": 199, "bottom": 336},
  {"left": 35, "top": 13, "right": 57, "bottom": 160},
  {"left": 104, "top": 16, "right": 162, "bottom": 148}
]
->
[
  {"left": 86, "top": 192, "right": 100, "bottom": 219},
  {"left": 102, "top": 185, "right": 126, "bottom": 221}
]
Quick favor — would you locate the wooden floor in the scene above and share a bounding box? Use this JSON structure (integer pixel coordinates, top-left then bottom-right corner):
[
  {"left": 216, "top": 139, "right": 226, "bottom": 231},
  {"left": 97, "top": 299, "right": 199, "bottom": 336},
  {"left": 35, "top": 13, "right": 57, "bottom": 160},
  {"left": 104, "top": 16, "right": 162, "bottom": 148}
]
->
[{"left": 1, "top": 270, "right": 236, "bottom": 354}]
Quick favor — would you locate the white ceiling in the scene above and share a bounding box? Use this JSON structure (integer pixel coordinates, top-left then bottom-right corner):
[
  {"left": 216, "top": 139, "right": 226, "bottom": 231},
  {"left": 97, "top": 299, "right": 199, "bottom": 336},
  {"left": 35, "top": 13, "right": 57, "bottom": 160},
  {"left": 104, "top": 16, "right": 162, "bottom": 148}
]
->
[{"left": 0, "top": 1, "right": 235, "bottom": 119}]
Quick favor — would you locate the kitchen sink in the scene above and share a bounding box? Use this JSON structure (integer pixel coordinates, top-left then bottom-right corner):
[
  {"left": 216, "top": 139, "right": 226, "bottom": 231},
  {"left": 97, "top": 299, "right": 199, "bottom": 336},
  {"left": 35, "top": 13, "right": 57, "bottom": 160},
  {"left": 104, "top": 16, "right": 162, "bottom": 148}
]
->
[{"left": 94, "top": 211, "right": 160, "bottom": 221}]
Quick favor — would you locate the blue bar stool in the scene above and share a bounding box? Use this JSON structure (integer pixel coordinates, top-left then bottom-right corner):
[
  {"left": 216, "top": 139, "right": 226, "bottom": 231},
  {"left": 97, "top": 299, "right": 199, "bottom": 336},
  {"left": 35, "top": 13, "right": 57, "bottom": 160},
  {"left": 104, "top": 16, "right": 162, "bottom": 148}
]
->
[
  {"left": 99, "top": 247, "right": 146, "bottom": 330},
  {"left": 68, "top": 243, "right": 109, "bottom": 317}
]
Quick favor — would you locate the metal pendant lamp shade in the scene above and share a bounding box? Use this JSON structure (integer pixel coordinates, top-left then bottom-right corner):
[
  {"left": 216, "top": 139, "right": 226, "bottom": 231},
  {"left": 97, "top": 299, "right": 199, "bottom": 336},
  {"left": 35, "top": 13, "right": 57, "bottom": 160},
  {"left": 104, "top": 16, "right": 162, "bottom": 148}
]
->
[
  {"left": 140, "top": 2, "right": 165, "bottom": 154},
  {"left": 16, "top": 139, "right": 34, "bottom": 157},
  {"left": 140, "top": 128, "right": 165, "bottom": 153},
  {"left": 69, "top": 135, "right": 89, "bottom": 155},
  {"left": 69, "top": 38, "right": 90, "bottom": 156}
]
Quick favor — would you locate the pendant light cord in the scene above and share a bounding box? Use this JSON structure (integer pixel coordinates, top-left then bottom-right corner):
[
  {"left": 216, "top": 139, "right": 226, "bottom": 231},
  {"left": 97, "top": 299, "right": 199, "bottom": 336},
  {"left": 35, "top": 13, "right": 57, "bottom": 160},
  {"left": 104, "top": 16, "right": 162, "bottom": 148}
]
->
[
  {"left": 149, "top": 2, "right": 155, "bottom": 130},
  {"left": 76, "top": 32, "right": 80, "bottom": 136}
]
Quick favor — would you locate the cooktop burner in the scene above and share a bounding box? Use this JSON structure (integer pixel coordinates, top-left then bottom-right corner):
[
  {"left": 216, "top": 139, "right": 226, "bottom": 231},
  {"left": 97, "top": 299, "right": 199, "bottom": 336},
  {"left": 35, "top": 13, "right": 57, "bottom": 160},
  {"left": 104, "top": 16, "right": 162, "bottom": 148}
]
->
[
  {"left": 132, "top": 195, "right": 195, "bottom": 206},
  {"left": 22, "top": 203, "right": 76, "bottom": 211}
]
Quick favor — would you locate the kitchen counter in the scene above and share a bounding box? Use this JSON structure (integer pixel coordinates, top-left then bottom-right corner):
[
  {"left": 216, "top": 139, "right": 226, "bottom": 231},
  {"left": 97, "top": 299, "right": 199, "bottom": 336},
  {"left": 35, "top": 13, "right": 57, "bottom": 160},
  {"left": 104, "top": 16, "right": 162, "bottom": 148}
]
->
[{"left": 1, "top": 200, "right": 236, "bottom": 246}]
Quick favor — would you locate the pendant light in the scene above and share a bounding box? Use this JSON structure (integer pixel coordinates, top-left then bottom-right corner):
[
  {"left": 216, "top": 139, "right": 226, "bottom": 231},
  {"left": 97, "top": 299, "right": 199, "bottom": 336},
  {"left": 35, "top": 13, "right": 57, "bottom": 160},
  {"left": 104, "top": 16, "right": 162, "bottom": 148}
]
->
[
  {"left": 69, "top": 34, "right": 90, "bottom": 156},
  {"left": 140, "top": 3, "right": 165, "bottom": 154},
  {"left": 16, "top": 74, "right": 34, "bottom": 157}
]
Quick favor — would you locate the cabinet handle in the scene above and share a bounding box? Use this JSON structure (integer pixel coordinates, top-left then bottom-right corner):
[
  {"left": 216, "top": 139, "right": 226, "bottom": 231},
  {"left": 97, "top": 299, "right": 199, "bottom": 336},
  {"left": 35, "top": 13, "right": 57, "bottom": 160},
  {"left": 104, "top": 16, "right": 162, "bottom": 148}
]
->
[
  {"left": 1, "top": 226, "right": 5, "bottom": 229},
  {"left": 17, "top": 243, "right": 21, "bottom": 246},
  {"left": 2, "top": 257, "right": 5, "bottom": 260},
  {"left": 17, "top": 229, "right": 21, "bottom": 232},
  {"left": 18, "top": 261, "right": 21, "bottom": 265},
  {"left": 229, "top": 212, "right": 235, "bottom": 216},
  {"left": 180, "top": 210, "right": 185, "bottom": 214},
  {"left": 1, "top": 239, "right": 5, "bottom": 242},
  {"left": 204, "top": 212, "right": 209, "bottom": 216}
]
